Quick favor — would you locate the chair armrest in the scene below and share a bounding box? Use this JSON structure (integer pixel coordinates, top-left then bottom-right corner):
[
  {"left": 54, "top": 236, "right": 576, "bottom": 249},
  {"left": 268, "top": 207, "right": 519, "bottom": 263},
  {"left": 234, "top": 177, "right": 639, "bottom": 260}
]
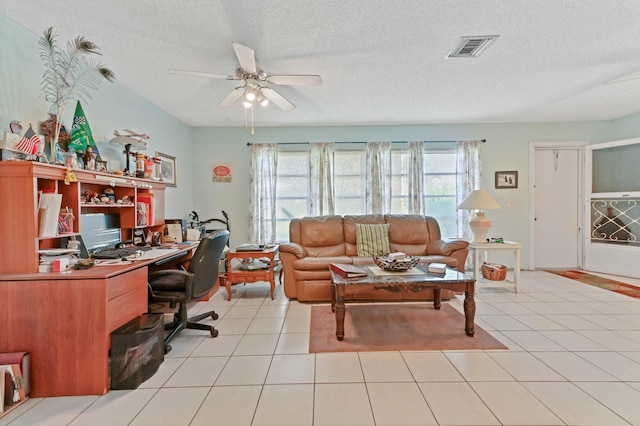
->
[
  {"left": 279, "top": 242, "right": 307, "bottom": 259},
  {"left": 427, "top": 239, "right": 469, "bottom": 256}
]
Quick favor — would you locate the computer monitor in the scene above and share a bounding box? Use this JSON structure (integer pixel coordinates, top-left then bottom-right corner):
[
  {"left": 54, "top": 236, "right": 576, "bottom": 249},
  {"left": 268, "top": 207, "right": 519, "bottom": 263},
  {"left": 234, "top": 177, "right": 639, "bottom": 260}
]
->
[{"left": 79, "top": 213, "right": 122, "bottom": 254}]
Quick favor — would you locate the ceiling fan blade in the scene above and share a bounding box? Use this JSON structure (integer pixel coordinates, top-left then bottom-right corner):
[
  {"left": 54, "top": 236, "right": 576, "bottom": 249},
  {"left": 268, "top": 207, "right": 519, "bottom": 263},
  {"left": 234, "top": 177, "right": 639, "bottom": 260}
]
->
[
  {"left": 218, "top": 87, "right": 244, "bottom": 108},
  {"left": 168, "top": 69, "right": 237, "bottom": 80},
  {"left": 261, "top": 87, "right": 295, "bottom": 111},
  {"left": 602, "top": 75, "right": 640, "bottom": 85},
  {"left": 232, "top": 42, "right": 257, "bottom": 74},
  {"left": 267, "top": 74, "right": 322, "bottom": 86}
]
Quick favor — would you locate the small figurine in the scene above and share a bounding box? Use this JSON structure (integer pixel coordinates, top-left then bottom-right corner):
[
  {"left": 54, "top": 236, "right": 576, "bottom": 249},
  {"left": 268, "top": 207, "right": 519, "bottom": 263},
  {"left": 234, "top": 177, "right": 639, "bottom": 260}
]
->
[
  {"left": 104, "top": 188, "right": 116, "bottom": 203},
  {"left": 64, "top": 167, "right": 77, "bottom": 185},
  {"left": 84, "top": 147, "right": 96, "bottom": 170}
]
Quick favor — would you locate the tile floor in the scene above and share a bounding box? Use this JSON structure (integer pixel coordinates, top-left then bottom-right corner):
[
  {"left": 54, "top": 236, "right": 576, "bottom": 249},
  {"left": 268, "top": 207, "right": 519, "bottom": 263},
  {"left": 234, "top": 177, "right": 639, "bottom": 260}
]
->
[{"left": 3, "top": 271, "right": 640, "bottom": 425}]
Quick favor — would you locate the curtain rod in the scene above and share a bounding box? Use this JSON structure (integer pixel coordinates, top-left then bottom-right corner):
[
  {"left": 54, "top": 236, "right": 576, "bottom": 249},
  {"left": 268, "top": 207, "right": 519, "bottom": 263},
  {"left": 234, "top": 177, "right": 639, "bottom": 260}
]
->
[{"left": 246, "top": 139, "right": 486, "bottom": 146}]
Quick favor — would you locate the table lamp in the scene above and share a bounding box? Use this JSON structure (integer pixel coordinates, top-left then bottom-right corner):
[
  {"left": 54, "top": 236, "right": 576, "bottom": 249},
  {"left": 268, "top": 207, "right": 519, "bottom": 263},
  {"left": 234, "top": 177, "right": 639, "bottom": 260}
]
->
[{"left": 458, "top": 189, "right": 501, "bottom": 243}]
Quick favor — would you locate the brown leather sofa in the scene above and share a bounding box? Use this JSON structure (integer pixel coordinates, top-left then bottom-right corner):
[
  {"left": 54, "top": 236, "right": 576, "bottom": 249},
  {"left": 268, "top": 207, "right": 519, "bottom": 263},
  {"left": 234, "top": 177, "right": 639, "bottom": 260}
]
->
[{"left": 279, "top": 214, "right": 469, "bottom": 302}]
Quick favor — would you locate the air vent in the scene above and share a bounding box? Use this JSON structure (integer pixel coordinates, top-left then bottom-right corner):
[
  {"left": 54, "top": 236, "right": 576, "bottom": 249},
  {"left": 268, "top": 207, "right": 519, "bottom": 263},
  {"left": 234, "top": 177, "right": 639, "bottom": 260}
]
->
[{"left": 447, "top": 35, "right": 499, "bottom": 58}]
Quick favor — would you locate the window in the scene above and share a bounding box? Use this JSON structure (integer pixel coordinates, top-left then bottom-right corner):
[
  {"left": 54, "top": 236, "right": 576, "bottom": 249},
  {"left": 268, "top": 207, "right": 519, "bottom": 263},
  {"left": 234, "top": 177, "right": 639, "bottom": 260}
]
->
[
  {"left": 275, "top": 151, "right": 309, "bottom": 241},
  {"left": 334, "top": 150, "right": 366, "bottom": 215},
  {"left": 274, "top": 143, "right": 458, "bottom": 242},
  {"left": 423, "top": 149, "right": 457, "bottom": 238}
]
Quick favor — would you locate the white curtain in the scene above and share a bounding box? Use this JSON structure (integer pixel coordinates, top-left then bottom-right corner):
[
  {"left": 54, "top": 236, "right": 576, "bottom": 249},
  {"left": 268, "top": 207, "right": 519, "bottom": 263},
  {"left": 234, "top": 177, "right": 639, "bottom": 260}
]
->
[
  {"left": 309, "top": 142, "right": 335, "bottom": 216},
  {"left": 249, "top": 143, "right": 278, "bottom": 244},
  {"left": 366, "top": 141, "right": 391, "bottom": 214},
  {"left": 456, "top": 140, "right": 482, "bottom": 239},
  {"left": 408, "top": 141, "right": 425, "bottom": 214}
]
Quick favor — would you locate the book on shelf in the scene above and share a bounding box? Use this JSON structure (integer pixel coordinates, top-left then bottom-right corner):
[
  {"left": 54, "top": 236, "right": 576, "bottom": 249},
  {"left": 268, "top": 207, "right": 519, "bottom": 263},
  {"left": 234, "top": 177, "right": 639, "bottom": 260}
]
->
[
  {"left": 427, "top": 262, "right": 447, "bottom": 274},
  {"left": 330, "top": 263, "right": 367, "bottom": 278},
  {"left": 0, "top": 353, "right": 30, "bottom": 397},
  {"left": 37, "top": 193, "right": 62, "bottom": 238},
  {"left": 0, "top": 363, "right": 26, "bottom": 414}
]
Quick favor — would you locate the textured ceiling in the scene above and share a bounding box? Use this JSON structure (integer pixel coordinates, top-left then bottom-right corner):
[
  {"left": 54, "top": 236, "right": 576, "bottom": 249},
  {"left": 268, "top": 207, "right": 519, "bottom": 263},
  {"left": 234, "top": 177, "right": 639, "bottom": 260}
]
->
[{"left": 3, "top": 0, "right": 640, "bottom": 127}]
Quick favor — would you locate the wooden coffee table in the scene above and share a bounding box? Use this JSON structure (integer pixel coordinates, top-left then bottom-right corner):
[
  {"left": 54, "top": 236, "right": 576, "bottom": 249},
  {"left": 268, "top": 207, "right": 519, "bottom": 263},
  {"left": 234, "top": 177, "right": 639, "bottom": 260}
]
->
[{"left": 330, "top": 266, "right": 476, "bottom": 340}]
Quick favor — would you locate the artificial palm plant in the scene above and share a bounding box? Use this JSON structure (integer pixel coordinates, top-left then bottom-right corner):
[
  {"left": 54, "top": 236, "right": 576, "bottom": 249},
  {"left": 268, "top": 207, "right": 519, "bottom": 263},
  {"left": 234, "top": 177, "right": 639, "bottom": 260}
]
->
[{"left": 39, "top": 26, "right": 114, "bottom": 162}]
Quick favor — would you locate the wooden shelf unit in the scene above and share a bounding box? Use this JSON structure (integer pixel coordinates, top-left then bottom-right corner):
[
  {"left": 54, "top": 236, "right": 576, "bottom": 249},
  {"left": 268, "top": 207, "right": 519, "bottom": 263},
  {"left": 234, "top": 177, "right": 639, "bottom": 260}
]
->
[{"left": 0, "top": 162, "right": 166, "bottom": 274}]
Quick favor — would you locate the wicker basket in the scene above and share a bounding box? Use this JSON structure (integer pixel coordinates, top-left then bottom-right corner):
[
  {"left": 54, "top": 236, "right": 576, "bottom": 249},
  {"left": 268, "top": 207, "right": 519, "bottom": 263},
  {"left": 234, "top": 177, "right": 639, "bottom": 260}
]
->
[{"left": 481, "top": 262, "right": 507, "bottom": 281}]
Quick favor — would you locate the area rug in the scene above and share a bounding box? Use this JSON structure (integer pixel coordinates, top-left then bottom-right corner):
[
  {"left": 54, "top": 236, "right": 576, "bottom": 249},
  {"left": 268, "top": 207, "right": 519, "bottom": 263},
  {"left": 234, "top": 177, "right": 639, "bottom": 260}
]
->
[
  {"left": 309, "top": 303, "right": 507, "bottom": 353},
  {"left": 545, "top": 270, "right": 640, "bottom": 298}
]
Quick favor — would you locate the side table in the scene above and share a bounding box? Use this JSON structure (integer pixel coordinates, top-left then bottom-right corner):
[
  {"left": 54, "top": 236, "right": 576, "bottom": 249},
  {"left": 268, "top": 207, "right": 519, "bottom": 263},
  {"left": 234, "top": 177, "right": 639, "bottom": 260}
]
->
[
  {"left": 468, "top": 241, "right": 521, "bottom": 293},
  {"left": 224, "top": 246, "right": 280, "bottom": 301}
]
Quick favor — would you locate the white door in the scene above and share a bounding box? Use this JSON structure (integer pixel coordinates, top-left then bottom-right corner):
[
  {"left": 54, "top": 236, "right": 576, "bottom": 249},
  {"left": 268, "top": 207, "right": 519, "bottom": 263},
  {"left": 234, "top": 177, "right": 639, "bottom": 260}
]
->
[{"left": 531, "top": 146, "right": 582, "bottom": 269}]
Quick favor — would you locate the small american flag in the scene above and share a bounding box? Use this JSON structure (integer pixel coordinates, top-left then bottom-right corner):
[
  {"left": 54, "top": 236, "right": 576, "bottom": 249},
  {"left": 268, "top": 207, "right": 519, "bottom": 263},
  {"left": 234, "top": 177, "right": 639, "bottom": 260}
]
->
[{"left": 15, "top": 126, "right": 42, "bottom": 155}]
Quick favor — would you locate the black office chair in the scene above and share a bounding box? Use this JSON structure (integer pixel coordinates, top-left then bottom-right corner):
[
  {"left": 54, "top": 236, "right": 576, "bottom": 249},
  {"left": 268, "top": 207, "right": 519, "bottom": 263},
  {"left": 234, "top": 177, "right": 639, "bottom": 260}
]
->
[{"left": 148, "top": 229, "right": 229, "bottom": 353}]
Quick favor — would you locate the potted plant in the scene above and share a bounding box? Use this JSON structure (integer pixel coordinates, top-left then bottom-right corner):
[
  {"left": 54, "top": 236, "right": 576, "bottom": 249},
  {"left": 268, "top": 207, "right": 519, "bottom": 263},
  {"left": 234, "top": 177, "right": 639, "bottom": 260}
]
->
[{"left": 39, "top": 27, "right": 114, "bottom": 162}]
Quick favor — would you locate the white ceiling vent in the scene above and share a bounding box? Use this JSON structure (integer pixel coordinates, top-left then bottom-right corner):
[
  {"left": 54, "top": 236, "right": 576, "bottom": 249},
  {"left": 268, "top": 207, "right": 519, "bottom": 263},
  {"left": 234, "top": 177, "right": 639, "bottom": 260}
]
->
[{"left": 447, "top": 35, "right": 499, "bottom": 58}]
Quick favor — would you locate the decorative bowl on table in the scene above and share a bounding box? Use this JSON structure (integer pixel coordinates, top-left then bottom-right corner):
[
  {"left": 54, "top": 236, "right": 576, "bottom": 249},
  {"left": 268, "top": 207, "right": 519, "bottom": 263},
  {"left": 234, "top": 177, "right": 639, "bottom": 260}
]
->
[{"left": 373, "top": 255, "right": 420, "bottom": 272}]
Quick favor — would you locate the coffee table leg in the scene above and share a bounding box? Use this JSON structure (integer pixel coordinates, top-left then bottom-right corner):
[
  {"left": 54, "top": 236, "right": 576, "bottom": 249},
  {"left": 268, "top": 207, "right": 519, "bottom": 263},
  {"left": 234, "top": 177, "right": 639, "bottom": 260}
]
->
[
  {"left": 335, "top": 284, "right": 345, "bottom": 341},
  {"left": 331, "top": 283, "right": 336, "bottom": 313},
  {"left": 433, "top": 288, "right": 441, "bottom": 310},
  {"left": 463, "top": 282, "right": 476, "bottom": 336}
]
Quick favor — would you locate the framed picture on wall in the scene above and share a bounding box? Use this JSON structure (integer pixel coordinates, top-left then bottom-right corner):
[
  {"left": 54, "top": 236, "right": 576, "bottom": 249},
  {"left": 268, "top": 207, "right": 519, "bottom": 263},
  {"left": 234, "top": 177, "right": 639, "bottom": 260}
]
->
[
  {"left": 156, "top": 152, "right": 177, "bottom": 187},
  {"left": 495, "top": 171, "right": 518, "bottom": 189}
]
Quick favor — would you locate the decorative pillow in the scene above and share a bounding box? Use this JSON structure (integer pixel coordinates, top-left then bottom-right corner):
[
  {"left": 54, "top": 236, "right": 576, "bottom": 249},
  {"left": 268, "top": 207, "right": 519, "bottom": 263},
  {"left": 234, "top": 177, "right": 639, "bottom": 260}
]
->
[{"left": 355, "top": 223, "right": 391, "bottom": 256}]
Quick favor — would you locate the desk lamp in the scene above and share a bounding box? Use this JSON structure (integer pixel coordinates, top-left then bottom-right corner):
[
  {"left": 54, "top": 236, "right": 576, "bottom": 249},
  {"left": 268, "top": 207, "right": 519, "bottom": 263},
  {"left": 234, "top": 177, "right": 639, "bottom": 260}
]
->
[{"left": 458, "top": 189, "right": 501, "bottom": 243}]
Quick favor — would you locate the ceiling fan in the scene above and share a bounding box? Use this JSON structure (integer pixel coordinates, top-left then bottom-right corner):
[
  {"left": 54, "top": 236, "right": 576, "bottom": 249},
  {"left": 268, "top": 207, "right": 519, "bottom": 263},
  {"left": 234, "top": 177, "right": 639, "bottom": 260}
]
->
[{"left": 168, "top": 42, "right": 322, "bottom": 111}]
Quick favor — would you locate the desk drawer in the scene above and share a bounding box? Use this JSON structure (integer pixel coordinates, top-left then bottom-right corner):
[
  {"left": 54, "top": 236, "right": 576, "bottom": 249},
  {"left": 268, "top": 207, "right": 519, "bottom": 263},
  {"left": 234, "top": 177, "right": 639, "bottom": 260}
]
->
[
  {"left": 108, "top": 284, "right": 147, "bottom": 333},
  {"left": 107, "top": 268, "right": 148, "bottom": 332},
  {"left": 107, "top": 267, "right": 148, "bottom": 300}
]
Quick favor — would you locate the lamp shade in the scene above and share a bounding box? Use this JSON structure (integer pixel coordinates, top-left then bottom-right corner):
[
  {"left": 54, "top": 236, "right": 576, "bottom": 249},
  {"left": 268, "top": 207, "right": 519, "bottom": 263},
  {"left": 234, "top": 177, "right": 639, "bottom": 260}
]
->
[
  {"left": 458, "top": 189, "right": 501, "bottom": 210},
  {"left": 458, "top": 189, "right": 501, "bottom": 243}
]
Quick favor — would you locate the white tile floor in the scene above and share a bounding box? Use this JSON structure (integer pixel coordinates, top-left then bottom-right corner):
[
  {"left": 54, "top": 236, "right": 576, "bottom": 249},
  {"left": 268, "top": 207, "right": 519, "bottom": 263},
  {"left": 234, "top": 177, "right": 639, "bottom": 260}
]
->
[{"left": 3, "top": 271, "right": 640, "bottom": 425}]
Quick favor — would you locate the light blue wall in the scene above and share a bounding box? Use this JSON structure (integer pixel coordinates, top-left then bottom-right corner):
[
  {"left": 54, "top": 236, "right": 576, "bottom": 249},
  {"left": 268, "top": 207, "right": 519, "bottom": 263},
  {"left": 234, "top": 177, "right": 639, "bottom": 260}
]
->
[
  {"left": 612, "top": 111, "right": 640, "bottom": 140},
  {"left": 5, "top": 14, "right": 640, "bottom": 268},
  {"left": 192, "top": 122, "right": 616, "bottom": 261},
  {"left": 0, "top": 15, "right": 193, "bottom": 218}
]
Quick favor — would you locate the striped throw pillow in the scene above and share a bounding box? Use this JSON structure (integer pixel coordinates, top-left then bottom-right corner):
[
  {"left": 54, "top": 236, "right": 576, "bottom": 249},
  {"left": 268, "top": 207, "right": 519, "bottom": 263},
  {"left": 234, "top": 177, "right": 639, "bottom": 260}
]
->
[{"left": 355, "top": 223, "right": 391, "bottom": 256}]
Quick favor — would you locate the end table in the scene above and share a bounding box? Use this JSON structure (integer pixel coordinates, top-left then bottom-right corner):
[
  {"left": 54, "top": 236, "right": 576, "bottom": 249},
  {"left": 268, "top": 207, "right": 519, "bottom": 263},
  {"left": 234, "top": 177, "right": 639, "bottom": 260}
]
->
[
  {"left": 468, "top": 241, "right": 521, "bottom": 293},
  {"left": 224, "top": 245, "right": 280, "bottom": 301}
]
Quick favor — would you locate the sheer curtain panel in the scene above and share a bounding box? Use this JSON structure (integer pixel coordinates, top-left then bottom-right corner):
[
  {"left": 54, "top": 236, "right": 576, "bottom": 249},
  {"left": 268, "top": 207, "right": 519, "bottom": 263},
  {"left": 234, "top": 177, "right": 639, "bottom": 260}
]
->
[
  {"left": 408, "top": 141, "right": 425, "bottom": 215},
  {"left": 249, "top": 144, "right": 278, "bottom": 244},
  {"left": 309, "top": 142, "right": 335, "bottom": 216},
  {"left": 366, "top": 141, "right": 391, "bottom": 214},
  {"left": 456, "top": 140, "right": 482, "bottom": 239}
]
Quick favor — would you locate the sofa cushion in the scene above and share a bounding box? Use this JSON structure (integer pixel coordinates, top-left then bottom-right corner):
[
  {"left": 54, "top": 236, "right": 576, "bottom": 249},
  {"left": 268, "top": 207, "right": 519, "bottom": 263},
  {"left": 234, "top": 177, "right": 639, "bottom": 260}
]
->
[
  {"left": 355, "top": 223, "right": 391, "bottom": 256},
  {"left": 299, "top": 216, "right": 346, "bottom": 257},
  {"left": 344, "top": 214, "right": 385, "bottom": 256}
]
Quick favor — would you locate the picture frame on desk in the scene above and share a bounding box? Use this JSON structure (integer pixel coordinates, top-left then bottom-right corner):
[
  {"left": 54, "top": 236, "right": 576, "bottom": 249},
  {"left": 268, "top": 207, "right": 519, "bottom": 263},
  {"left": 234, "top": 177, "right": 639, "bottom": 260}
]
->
[{"left": 156, "top": 152, "right": 177, "bottom": 187}]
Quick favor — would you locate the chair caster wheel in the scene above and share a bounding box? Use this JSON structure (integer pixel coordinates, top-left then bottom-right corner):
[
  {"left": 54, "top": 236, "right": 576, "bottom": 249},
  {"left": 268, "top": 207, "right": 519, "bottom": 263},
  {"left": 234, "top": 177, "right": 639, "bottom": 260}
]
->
[
  {"left": 164, "top": 344, "right": 172, "bottom": 354},
  {"left": 212, "top": 312, "right": 219, "bottom": 320},
  {"left": 210, "top": 328, "right": 219, "bottom": 337}
]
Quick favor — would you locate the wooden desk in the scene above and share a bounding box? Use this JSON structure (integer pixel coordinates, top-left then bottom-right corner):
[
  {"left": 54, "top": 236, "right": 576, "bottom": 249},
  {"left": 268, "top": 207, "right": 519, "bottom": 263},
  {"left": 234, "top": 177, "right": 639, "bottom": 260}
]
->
[
  {"left": 0, "top": 245, "right": 195, "bottom": 397},
  {"left": 224, "top": 246, "right": 279, "bottom": 301}
]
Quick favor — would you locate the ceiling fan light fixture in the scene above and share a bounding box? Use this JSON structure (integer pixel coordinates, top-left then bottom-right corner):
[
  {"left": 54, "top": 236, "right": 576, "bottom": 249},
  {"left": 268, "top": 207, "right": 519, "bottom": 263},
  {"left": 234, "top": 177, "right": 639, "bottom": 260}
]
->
[
  {"left": 244, "top": 89, "right": 256, "bottom": 102},
  {"left": 242, "top": 100, "right": 252, "bottom": 108},
  {"left": 258, "top": 94, "right": 269, "bottom": 107}
]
